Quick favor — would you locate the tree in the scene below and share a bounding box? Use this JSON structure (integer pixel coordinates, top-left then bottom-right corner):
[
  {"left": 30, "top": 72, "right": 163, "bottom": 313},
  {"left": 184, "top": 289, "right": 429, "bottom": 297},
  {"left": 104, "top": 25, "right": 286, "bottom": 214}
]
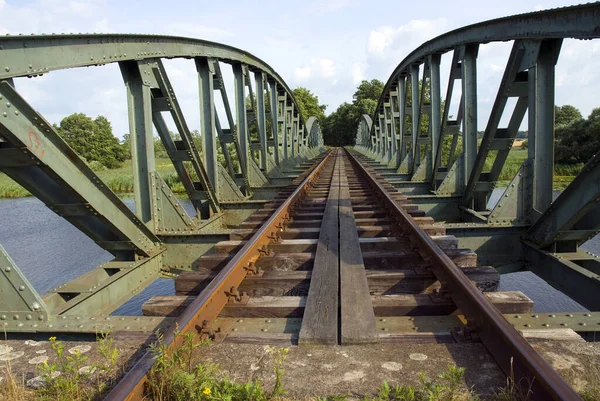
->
[
  {"left": 56, "top": 113, "right": 127, "bottom": 168},
  {"left": 323, "top": 80, "right": 385, "bottom": 146},
  {"left": 555, "top": 107, "right": 600, "bottom": 164},
  {"left": 353, "top": 79, "right": 384, "bottom": 103},
  {"left": 555, "top": 105, "right": 582, "bottom": 128},
  {"left": 292, "top": 87, "right": 327, "bottom": 123}
]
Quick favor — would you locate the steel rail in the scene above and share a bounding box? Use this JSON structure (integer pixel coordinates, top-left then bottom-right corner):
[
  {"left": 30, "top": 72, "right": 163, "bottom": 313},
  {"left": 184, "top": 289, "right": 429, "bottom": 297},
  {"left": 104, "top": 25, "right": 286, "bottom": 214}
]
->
[
  {"left": 370, "top": 2, "right": 600, "bottom": 141},
  {"left": 104, "top": 150, "right": 332, "bottom": 401},
  {"left": 0, "top": 33, "right": 308, "bottom": 128},
  {"left": 344, "top": 148, "right": 581, "bottom": 401}
]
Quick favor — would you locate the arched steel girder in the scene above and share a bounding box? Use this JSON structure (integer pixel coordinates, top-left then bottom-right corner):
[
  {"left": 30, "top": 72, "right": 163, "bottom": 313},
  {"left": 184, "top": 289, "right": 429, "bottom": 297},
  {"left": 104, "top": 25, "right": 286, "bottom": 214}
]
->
[
  {"left": 0, "top": 34, "right": 323, "bottom": 258},
  {"left": 355, "top": 114, "right": 373, "bottom": 149},
  {"left": 305, "top": 117, "right": 324, "bottom": 148},
  {"left": 359, "top": 3, "right": 600, "bottom": 202},
  {"left": 0, "top": 34, "right": 323, "bottom": 244}
]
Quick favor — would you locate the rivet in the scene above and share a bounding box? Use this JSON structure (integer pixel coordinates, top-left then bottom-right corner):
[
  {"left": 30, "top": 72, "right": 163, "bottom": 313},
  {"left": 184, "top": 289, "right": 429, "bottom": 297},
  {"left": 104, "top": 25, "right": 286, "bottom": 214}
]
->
[
  {"left": 13, "top": 314, "right": 19, "bottom": 320},
  {"left": 18, "top": 285, "right": 25, "bottom": 291},
  {"left": 5, "top": 266, "right": 11, "bottom": 272},
  {"left": 26, "top": 315, "right": 32, "bottom": 320}
]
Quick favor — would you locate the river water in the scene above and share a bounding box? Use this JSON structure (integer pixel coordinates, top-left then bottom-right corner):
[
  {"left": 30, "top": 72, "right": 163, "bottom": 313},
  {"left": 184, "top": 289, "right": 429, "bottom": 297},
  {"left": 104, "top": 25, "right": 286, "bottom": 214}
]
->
[{"left": 0, "top": 189, "right": 590, "bottom": 315}]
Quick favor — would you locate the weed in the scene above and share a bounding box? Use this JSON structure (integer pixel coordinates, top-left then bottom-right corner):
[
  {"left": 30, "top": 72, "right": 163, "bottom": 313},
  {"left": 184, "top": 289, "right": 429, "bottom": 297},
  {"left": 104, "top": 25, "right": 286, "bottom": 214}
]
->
[
  {"left": 492, "top": 358, "right": 533, "bottom": 401},
  {"left": 360, "top": 364, "right": 478, "bottom": 401},
  {"left": 0, "top": 358, "right": 27, "bottom": 401},
  {"left": 97, "top": 332, "right": 120, "bottom": 371},
  {"left": 267, "top": 345, "right": 289, "bottom": 398},
  {"left": 35, "top": 337, "right": 93, "bottom": 401},
  {"left": 577, "top": 356, "right": 600, "bottom": 401}
]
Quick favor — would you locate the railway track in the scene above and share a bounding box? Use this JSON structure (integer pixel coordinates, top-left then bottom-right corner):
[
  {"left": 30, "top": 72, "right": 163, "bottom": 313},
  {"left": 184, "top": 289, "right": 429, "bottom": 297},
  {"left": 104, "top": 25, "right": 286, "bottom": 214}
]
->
[{"left": 107, "top": 148, "right": 581, "bottom": 400}]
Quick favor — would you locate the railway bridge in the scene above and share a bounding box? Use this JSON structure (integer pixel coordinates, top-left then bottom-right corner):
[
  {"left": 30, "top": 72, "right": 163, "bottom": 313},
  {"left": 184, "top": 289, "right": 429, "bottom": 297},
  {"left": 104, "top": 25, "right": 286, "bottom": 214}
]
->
[{"left": 1, "top": 3, "right": 600, "bottom": 400}]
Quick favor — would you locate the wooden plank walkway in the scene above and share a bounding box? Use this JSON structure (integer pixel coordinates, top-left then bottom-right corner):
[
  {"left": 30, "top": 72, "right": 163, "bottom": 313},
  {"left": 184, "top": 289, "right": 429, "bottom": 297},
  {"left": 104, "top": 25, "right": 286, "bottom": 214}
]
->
[
  {"left": 339, "top": 158, "right": 378, "bottom": 344},
  {"left": 298, "top": 153, "right": 340, "bottom": 345}
]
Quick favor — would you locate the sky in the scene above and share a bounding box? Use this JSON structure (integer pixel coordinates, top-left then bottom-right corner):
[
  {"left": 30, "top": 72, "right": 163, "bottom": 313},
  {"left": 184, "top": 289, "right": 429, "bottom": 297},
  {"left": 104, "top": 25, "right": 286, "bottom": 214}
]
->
[{"left": 1, "top": 0, "right": 599, "bottom": 138}]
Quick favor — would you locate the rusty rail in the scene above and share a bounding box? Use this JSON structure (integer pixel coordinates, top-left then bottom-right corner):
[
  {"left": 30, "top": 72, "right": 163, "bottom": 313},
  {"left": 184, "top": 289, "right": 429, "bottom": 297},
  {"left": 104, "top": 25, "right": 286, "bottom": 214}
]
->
[
  {"left": 344, "top": 148, "right": 581, "bottom": 401},
  {"left": 104, "top": 150, "right": 332, "bottom": 401}
]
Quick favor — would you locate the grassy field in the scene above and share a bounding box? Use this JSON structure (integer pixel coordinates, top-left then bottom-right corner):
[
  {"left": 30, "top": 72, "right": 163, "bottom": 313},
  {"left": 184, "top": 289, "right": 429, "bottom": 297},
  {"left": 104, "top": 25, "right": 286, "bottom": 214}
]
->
[
  {"left": 0, "top": 158, "right": 184, "bottom": 198},
  {"left": 0, "top": 151, "right": 583, "bottom": 199}
]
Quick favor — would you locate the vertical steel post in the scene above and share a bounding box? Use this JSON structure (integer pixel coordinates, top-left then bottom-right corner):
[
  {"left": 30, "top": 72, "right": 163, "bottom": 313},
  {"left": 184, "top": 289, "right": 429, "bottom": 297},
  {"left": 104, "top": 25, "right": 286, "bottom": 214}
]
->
[
  {"left": 380, "top": 109, "right": 386, "bottom": 160},
  {"left": 120, "top": 62, "right": 156, "bottom": 227},
  {"left": 429, "top": 54, "right": 441, "bottom": 176},
  {"left": 197, "top": 58, "right": 218, "bottom": 190},
  {"left": 255, "top": 71, "right": 268, "bottom": 170},
  {"left": 389, "top": 96, "right": 397, "bottom": 163},
  {"left": 410, "top": 65, "right": 420, "bottom": 173},
  {"left": 398, "top": 75, "right": 407, "bottom": 166},
  {"left": 233, "top": 64, "right": 249, "bottom": 179},
  {"left": 529, "top": 39, "right": 561, "bottom": 215},
  {"left": 461, "top": 44, "right": 479, "bottom": 190},
  {"left": 269, "top": 81, "right": 280, "bottom": 165}
]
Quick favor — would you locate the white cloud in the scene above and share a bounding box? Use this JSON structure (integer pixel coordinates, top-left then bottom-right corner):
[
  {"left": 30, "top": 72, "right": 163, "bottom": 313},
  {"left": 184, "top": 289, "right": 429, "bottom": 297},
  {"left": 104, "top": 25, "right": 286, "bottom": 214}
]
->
[
  {"left": 368, "top": 27, "right": 395, "bottom": 54},
  {"left": 293, "top": 58, "right": 336, "bottom": 82},
  {"left": 351, "top": 62, "right": 366, "bottom": 84},
  {"left": 367, "top": 19, "right": 449, "bottom": 58},
  {"left": 294, "top": 66, "right": 312, "bottom": 81}
]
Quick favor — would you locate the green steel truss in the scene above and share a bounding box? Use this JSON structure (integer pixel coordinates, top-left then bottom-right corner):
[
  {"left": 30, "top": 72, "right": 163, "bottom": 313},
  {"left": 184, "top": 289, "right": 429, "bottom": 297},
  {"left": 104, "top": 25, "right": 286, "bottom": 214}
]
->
[
  {"left": 354, "top": 3, "right": 600, "bottom": 310},
  {"left": 0, "top": 35, "right": 324, "bottom": 332}
]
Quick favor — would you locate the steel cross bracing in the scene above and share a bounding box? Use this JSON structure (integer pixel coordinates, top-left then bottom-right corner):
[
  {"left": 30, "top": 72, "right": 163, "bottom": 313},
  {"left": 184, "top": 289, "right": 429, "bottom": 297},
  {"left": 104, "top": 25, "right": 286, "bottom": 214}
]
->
[
  {"left": 0, "top": 34, "right": 324, "bottom": 332},
  {"left": 354, "top": 2, "right": 600, "bottom": 311}
]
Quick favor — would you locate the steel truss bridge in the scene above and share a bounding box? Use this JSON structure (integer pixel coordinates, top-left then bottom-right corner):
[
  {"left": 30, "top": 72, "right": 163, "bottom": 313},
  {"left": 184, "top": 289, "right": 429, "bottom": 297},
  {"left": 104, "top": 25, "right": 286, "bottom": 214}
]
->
[{"left": 0, "top": 3, "right": 599, "bottom": 401}]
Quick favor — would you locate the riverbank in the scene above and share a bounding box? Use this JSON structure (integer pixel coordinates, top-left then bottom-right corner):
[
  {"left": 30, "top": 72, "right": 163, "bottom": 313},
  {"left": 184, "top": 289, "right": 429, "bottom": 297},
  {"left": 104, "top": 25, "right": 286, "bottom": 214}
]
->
[{"left": 0, "top": 151, "right": 582, "bottom": 198}]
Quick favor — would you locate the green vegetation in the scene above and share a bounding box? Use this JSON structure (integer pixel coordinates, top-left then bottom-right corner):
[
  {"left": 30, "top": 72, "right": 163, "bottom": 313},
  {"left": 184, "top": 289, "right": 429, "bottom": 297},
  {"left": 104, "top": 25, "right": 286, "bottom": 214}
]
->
[
  {"left": 293, "top": 87, "right": 327, "bottom": 124},
  {"left": 56, "top": 114, "right": 127, "bottom": 169},
  {"left": 0, "top": 333, "right": 121, "bottom": 401},
  {"left": 323, "top": 79, "right": 384, "bottom": 146},
  {"left": 2, "top": 330, "right": 598, "bottom": 401}
]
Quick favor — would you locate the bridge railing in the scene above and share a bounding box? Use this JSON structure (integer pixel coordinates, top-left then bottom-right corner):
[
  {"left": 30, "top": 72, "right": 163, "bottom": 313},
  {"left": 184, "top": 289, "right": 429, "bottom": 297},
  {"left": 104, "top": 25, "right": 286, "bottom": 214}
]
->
[
  {"left": 353, "top": 3, "right": 600, "bottom": 310},
  {"left": 0, "top": 35, "right": 324, "bottom": 328}
]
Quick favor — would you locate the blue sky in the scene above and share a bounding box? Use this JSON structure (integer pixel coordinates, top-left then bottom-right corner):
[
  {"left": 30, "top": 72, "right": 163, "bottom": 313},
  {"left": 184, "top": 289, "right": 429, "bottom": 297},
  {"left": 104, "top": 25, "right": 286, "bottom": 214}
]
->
[{"left": 1, "top": 0, "right": 598, "bottom": 137}]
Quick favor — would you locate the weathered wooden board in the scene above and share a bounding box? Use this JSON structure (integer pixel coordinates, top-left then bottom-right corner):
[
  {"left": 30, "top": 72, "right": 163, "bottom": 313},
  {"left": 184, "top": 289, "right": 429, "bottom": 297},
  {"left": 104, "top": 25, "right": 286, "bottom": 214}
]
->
[
  {"left": 298, "top": 154, "right": 340, "bottom": 345},
  {"left": 339, "top": 161, "right": 378, "bottom": 344}
]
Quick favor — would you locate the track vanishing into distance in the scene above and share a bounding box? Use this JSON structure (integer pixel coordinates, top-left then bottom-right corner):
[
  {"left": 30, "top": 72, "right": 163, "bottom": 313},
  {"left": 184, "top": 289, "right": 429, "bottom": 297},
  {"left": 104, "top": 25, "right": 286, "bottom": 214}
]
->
[{"left": 104, "top": 148, "right": 580, "bottom": 401}]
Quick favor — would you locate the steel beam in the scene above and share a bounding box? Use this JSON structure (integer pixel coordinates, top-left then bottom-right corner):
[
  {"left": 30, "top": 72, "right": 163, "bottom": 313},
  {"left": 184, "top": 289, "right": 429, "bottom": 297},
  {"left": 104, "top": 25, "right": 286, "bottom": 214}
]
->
[
  {"left": 255, "top": 71, "right": 268, "bottom": 170},
  {"left": 0, "top": 82, "right": 159, "bottom": 257},
  {"left": 461, "top": 44, "right": 479, "bottom": 190},
  {"left": 525, "top": 243, "right": 600, "bottom": 311},
  {"left": 526, "top": 151, "right": 600, "bottom": 249},
  {"left": 530, "top": 39, "right": 562, "bottom": 215},
  {"left": 121, "top": 61, "right": 156, "bottom": 226}
]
